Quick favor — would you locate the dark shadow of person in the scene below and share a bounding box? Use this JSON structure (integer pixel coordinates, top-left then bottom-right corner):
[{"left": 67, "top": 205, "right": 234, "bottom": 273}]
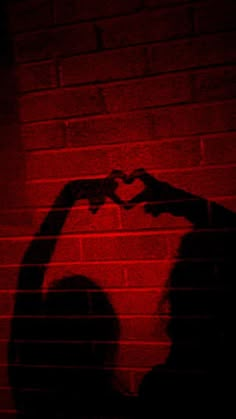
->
[
  {"left": 8, "top": 176, "right": 134, "bottom": 418},
  {"left": 8, "top": 169, "right": 234, "bottom": 417},
  {"left": 124, "top": 169, "right": 234, "bottom": 417}
]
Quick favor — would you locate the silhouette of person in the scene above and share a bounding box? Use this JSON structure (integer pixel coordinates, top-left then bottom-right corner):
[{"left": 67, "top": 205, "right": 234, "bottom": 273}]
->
[
  {"left": 123, "top": 169, "right": 234, "bottom": 416},
  {"left": 8, "top": 175, "right": 134, "bottom": 418},
  {"left": 8, "top": 168, "right": 233, "bottom": 418}
]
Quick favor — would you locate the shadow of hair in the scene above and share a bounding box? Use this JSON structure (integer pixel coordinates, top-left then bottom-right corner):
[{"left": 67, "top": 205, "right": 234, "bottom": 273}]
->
[{"left": 14, "top": 275, "right": 122, "bottom": 417}]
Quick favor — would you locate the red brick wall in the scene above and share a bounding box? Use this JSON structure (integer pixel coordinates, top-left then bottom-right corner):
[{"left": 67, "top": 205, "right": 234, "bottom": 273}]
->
[{"left": 1, "top": 0, "right": 236, "bottom": 415}]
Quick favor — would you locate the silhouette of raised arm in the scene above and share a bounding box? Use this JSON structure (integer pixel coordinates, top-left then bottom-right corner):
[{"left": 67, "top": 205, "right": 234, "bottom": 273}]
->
[
  {"left": 125, "top": 168, "right": 236, "bottom": 229},
  {"left": 127, "top": 170, "right": 235, "bottom": 415},
  {"left": 8, "top": 175, "right": 121, "bottom": 407}
]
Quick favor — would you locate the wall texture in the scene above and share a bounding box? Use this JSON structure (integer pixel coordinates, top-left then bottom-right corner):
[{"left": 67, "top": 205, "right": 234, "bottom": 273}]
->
[{"left": 0, "top": 0, "right": 236, "bottom": 416}]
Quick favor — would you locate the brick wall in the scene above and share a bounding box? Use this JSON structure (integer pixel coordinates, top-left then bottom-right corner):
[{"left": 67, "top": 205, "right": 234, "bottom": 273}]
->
[{"left": 1, "top": 0, "right": 236, "bottom": 416}]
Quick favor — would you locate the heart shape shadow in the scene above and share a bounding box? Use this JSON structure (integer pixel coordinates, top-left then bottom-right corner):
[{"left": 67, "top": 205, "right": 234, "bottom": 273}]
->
[{"left": 107, "top": 170, "right": 146, "bottom": 208}]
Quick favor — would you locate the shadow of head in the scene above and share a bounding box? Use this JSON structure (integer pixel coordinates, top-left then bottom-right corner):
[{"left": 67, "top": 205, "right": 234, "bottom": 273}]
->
[
  {"left": 16, "top": 276, "right": 124, "bottom": 416},
  {"left": 43, "top": 274, "right": 119, "bottom": 368},
  {"left": 18, "top": 274, "right": 120, "bottom": 406}
]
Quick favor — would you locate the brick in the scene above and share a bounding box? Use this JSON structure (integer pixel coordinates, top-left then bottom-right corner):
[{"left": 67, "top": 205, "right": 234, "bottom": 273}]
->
[
  {"left": 0, "top": 262, "right": 124, "bottom": 293},
  {"left": 26, "top": 177, "right": 119, "bottom": 209},
  {"left": 52, "top": 24, "right": 97, "bottom": 57},
  {"left": 22, "top": 121, "right": 65, "bottom": 150},
  {"left": 35, "top": 205, "right": 120, "bottom": 234},
  {"left": 202, "top": 131, "right": 236, "bottom": 165},
  {"left": 26, "top": 181, "right": 65, "bottom": 208},
  {"left": 155, "top": 166, "right": 236, "bottom": 199},
  {"left": 117, "top": 342, "right": 169, "bottom": 368},
  {"left": 43, "top": 263, "right": 125, "bottom": 289},
  {"left": 66, "top": 112, "right": 152, "bottom": 147},
  {"left": 58, "top": 137, "right": 201, "bottom": 179},
  {"left": 121, "top": 205, "right": 193, "bottom": 231},
  {"left": 110, "top": 289, "right": 168, "bottom": 315},
  {"left": 0, "top": 180, "right": 27, "bottom": 211},
  {"left": 0, "top": 150, "right": 25, "bottom": 193},
  {"left": 103, "top": 73, "right": 192, "bottom": 113},
  {"left": 99, "top": 7, "right": 192, "bottom": 49},
  {"left": 26, "top": 146, "right": 120, "bottom": 180},
  {"left": 121, "top": 316, "right": 170, "bottom": 342},
  {"left": 0, "top": 292, "right": 14, "bottom": 316},
  {"left": 60, "top": 46, "right": 147, "bottom": 86},
  {"left": 122, "top": 138, "right": 201, "bottom": 173},
  {"left": 26, "top": 179, "right": 128, "bottom": 210},
  {"left": 0, "top": 239, "right": 28, "bottom": 266},
  {"left": 9, "top": 0, "right": 53, "bottom": 33},
  {"left": 14, "top": 24, "right": 96, "bottom": 63},
  {"left": 126, "top": 262, "right": 173, "bottom": 287},
  {"left": 27, "top": 139, "right": 199, "bottom": 182},
  {"left": 37, "top": 236, "right": 82, "bottom": 264},
  {"left": 20, "top": 87, "right": 104, "bottom": 122},
  {"left": 193, "top": 66, "right": 236, "bottom": 103},
  {"left": 151, "top": 101, "right": 236, "bottom": 137},
  {"left": 0, "top": 237, "right": 81, "bottom": 266},
  {"left": 194, "top": 0, "right": 236, "bottom": 34},
  {"left": 14, "top": 30, "right": 52, "bottom": 62},
  {"left": 55, "top": 0, "right": 142, "bottom": 23},
  {"left": 82, "top": 234, "right": 168, "bottom": 261},
  {"left": 150, "top": 32, "right": 236, "bottom": 74},
  {"left": 0, "top": 209, "right": 34, "bottom": 237},
  {"left": 0, "top": 267, "right": 19, "bottom": 290},
  {"left": 17, "top": 61, "right": 57, "bottom": 92}
]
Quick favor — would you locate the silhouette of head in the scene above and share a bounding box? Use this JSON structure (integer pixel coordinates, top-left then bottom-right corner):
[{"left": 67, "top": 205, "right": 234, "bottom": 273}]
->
[
  {"left": 42, "top": 275, "right": 119, "bottom": 379},
  {"left": 19, "top": 275, "right": 120, "bottom": 416}
]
